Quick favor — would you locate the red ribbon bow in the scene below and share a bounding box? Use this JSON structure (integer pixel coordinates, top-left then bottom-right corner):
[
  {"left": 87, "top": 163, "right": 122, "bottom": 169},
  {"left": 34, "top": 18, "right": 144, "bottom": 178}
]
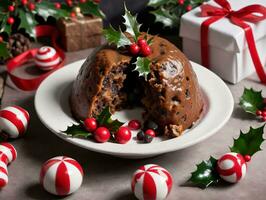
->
[
  {"left": 200, "top": 0, "right": 266, "bottom": 84},
  {"left": 6, "top": 25, "right": 65, "bottom": 91}
]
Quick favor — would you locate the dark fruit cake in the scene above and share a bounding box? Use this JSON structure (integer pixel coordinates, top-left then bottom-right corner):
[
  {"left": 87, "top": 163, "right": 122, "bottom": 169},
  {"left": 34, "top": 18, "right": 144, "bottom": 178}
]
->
[{"left": 70, "top": 34, "right": 204, "bottom": 138}]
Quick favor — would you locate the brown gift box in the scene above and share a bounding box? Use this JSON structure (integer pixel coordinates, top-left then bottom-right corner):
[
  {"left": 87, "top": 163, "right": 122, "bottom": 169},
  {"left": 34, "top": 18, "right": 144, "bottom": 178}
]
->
[{"left": 57, "top": 16, "right": 103, "bottom": 52}]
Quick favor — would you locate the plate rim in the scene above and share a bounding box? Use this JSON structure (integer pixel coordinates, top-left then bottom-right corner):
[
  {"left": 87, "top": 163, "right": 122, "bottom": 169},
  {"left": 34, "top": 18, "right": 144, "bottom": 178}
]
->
[{"left": 35, "top": 59, "right": 234, "bottom": 157}]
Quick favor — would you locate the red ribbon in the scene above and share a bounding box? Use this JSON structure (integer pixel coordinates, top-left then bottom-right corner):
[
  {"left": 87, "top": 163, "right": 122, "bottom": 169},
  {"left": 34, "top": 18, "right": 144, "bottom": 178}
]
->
[
  {"left": 6, "top": 25, "right": 65, "bottom": 91},
  {"left": 200, "top": 0, "right": 266, "bottom": 84}
]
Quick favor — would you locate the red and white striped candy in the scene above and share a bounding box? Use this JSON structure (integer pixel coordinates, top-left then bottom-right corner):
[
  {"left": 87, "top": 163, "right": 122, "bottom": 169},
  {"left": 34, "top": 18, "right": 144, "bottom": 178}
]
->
[
  {"left": 217, "top": 152, "right": 247, "bottom": 183},
  {"left": 35, "top": 46, "right": 61, "bottom": 71},
  {"left": 0, "top": 158, "right": 8, "bottom": 188},
  {"left": 40, "top": 156, "right": 84, "bottom": 196},
  {"left": 0, "top": 143, "right": 17, "bottom": 164},
  {"left": 131, "top": 164, "right": 173, "bottom": 200},
  {"left": 0, "top": 106, "right": 30, "bottom": 139},
  {"left": 0, "top": 143, "right": 17, "bottom": 188}
]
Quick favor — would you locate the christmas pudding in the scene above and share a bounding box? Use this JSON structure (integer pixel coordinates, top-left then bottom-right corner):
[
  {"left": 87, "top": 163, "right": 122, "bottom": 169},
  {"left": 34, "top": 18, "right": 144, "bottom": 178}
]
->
[{"left": 70, "top": 6, "right": 203, "bottom": 138}]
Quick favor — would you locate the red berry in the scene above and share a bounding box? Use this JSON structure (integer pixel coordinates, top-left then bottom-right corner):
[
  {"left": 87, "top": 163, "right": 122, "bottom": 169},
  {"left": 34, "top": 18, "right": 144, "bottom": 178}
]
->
[
  {"left": 28, "top": 3, "right": 35, "bottom": 11},
  {"left": 115, "top": 127, "right": 132, "bottom": 144},
  {"left": 244, "top": 155, "right": 251, "bottom": 162},
  {"left": 54, "top": 3, "right": 61, "bottom": 9},
  {"left": 262, "top": 111, "right": 266, "bottom": 117},
  {"left": 128, "top": 120, "right": 141, "bottom": 130},
  {"left": 263, "top": 116, "right": 266, "bottom": 122},
  {"left": 0, "top": 36, "right": 3, "bottom": 43},
  {"left": 8, "top": 5, "right": 15, "bottom": 12},
  {"left": 178, "top": 0, "right": 184, "bottom": 5},
  {"left": 186, "top": 5, "right": 193, "bottom": 11},
  {"left": 94, "top": 127, "right": 110, "bottom": 143},
  {"left": 256, "top": 110, "right": 262, "bottom": 116},
  {"left": 84, "top": 118, "right": 97, "bottom": 132},
  {"left": 70, "top": 12, "right": 76, "bottom": 18},
  {"left": 66, "top": 0, "right": 73, "bottom": 7},
  {"left": 21, "top": 0, "right": 28, "bottom": 5},
  {"left": 137, "top": 38, "right": 147, "bottom": 47},
  {"left": 140, "top": 45, "right": 151, "bottom": 57},
  {"left": 7, "top": 17, "right": 14, "bottom": 25},
  {"left": 80, "top": 0, "right": 86, "bottom": 3},
  {"left": 129, "top": 43, "right": 140, "bottom": 55},
  {"left": 145, "top": 129, "right": 156, "bottom": 137}
]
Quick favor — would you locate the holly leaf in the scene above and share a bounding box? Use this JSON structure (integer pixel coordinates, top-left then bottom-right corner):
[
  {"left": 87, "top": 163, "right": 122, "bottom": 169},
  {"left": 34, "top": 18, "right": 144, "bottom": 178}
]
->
[
  {"left": 230, "top": 125, "right": 265, "bottom": 156},
  {"left": 123, "top": 3, "right": 141, "bottom": 41},
  {"left": 18, "top": 8, "right": 37, "bottom": 39},
  {"left": 148, "top": 0, "right": 175, "bottom": 8},
  {"left": 150, "top": 7, "right": 179, "bottom": 28},
  {"left": 0, "top": 42, "right": 10, "bottom": 60},
  {"left": 188, "top": 157, "right": 220, "bottom": 189},
  {"left": 239, "top": 88, "right": 264, "bottom": 115},
  {"left": 79, "top": 1, "right": 105, "bottom": 18},
  {"left": 63, "top": 123, "right": 92, "bottom": 138},
  {"left": 35, "top": 2, "right": 69, "bottom": 21},
  {"left": 97, "top": 107, "right": 124, "bottom": 132},
  {"left": 103, "top": 26, "right": 132, "bottom": 48},
  {"left": 133, "top": 57, "right": 151, "bottom": 80},
  {"left": 0, "top": 15, "right": 11, "bottom": 35}
]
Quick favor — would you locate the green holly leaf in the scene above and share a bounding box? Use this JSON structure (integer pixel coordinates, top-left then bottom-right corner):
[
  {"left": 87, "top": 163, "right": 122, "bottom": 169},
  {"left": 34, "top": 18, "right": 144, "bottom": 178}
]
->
[
  {"left": 188, "top": 157, "right": 220, "bottom": 189},
  {"left": 79, "top": 1, "right": 105, "bottom": 18},
  {"left": 122, "top": 3, "right": 141, "bottom": 41},
  {"left": 63, "top": 123, "right": 92, "bottom": 138},
  {"left": 0, "top": 42, "right": 11, "bottom": 60},
  {"left": 35, "top": 2, "right": 69, "bottom": 21},
  {"left": 150, "top": 7, "right": 179, "bottom": 28},
  {"left": 97, "top": 107, "right": 124, "bottom": 132},
  {"left": 230, "top": 125, "right": 265, "bottom": 156},
  {"left": 239, "top": 88, "right": 264, "bottom": 115},
  {"left": 133, "top": 57, "right": 151, "bottom": 80},
  {"left": 18, "top": 8, "right": 37, "bottom": 39},
  {"left": 148, "top": 0, "right": 175, "bottom": 8},
  {"left": 0, "top": 15, "right": 11, "bottom": 35},
  {"left": 103, "top": 26, "right": 132, "bottom": 48}
]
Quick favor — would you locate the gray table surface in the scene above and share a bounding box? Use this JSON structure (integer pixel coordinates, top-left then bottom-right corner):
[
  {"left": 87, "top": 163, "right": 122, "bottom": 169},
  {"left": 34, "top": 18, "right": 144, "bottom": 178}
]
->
[{"left": 0, "top": 48, "right": 266, "bottom": 200}]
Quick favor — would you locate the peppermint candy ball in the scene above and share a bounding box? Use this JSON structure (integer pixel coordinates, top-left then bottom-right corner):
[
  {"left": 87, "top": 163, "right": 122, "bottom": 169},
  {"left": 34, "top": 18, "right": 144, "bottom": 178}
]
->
[
  {"left": 0, "top": 106, "right": 30, "bottom": 139},
  {"left": 0, "top": 159, "right": 8, "bottom": 188},
  {"left": 40, "top": 156, "right": 84, "bottom": 196},
  {"left": 35, "top": 46, "right": 61, "bottom": 71},
  {"left": 0, "top": 143, "right": 17, "bottom": 164},
  {"left": 217, "top": 152, "right": 248, "bottom": 183},
  {"left": 131, "top": 164, "right": 173, "bottom": 200},
  {"left": 0, "top": 143, "right": 17, "bottom": 188}
]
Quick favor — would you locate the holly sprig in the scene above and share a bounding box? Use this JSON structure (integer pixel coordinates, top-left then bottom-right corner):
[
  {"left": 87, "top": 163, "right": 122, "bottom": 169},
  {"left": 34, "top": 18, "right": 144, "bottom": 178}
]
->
[
  {"left": 0, "top": 0, "right": 105, "bottom": 60},
  {"left": 103, "top": 4, "right": 152, "bottom": 80},
  {"left": 187, "top": 125, "right": 265, "bottom": 188},
  {"left": 63, "top": 107, "right": 124, "bottom": 138},
  {"left": 239, "top": 88, "right": 265, "bottom": 116},
  {"left": 148, "top": 0, "right": 208, "bottom": 29}
]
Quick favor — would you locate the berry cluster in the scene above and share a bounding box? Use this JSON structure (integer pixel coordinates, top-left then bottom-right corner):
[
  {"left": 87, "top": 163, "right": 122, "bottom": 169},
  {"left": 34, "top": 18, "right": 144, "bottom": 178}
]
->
[
  {"left": 256, "top": 100, "right": 266, "bottom": 121},
  {"left": 129, "top": 38, "right": 151, "bottom": 57},
  {"left": 178, "top": 0, "right": 193, "bottom": 11},
  {"left": 137, "top": 120, "right": 158, "bottom": 143},
  {"left": 84, "top": 118, "right": 135, "bottom": 144}
]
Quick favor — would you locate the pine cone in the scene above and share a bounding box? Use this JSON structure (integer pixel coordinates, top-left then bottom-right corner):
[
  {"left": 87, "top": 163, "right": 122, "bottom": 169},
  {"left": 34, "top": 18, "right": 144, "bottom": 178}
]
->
[{"left": 7, "top": 33, "right": 31, "bottom": 57}]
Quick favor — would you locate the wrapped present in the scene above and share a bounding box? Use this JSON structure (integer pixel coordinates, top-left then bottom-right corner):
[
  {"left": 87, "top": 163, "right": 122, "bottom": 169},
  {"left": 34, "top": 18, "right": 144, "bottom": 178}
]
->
[
  {"left": 57, "top": 16, "right": 102, "bottom": 52},
  {"left": 180, "top": 0, "right": 266, "bottom": 84}
]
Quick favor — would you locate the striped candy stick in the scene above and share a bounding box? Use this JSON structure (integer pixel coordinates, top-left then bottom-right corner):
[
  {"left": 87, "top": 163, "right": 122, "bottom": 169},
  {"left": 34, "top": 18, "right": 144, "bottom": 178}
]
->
[
  {"left": 0, "top": 106, "right": 30, "bottom": 139},
  {"left": 0, "top": 143, "right": 17, "bottom": 188}
]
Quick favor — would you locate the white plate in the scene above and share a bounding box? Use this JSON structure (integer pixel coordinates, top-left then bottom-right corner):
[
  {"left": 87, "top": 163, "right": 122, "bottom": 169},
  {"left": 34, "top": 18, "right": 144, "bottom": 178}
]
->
[{"left": 35, "top": 59, "right": 234, "bottom": 159}]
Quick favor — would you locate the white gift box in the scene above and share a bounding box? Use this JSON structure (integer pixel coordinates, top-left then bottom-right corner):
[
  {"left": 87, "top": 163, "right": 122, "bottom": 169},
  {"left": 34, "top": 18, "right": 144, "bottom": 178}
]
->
[{"left": 180, "top": 0, "right": 266, "bottom": 84}]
